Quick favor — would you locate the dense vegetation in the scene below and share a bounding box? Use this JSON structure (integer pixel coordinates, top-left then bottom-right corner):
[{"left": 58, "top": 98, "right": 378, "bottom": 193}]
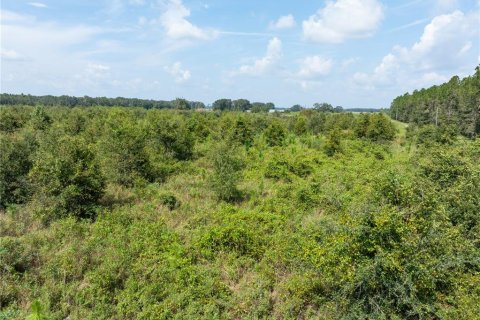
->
[
  {"left": 0, "top": 94, "right": 350, "bottom": 114},
  {"left": 0, "top": 94, "right": 207, "bottom": 110},
  {"left": 390, "top": 66, "right": 480, "bottom": 138},
  {"left": 0, "top": 104, "right": 479, "bottom": 319}
]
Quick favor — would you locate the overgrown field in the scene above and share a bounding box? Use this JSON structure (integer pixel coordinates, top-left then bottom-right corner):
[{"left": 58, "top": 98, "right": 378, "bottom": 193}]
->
[{"left": 1, "top": 106, "right": 479, "bottom": 319}]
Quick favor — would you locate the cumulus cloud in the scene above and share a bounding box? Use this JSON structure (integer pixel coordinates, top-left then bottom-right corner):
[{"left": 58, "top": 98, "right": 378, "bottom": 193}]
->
[
  {"left": 354, "top": 10, "right": 479, "bottom": 89},
  {"left": 298, "top": 56, "right": 333, "bottom": 78},
  {"left": 269, "top": 14, "right": 295, "bottom": 30},
  {"left": 237, "top": 37, "right": 282, "bottom": 76},
  {"left": 160, "top": 0, "right": 217, "bottom": 40},
  {"left": 303, "top": 0, "right": 384, "bottom": 43},
  {"left": 165, "top": 61, "right": 191, "bottom": 82}
]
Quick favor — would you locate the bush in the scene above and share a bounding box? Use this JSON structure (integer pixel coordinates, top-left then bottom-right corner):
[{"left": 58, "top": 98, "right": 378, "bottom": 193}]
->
[
  {"left": 0, "top": 133, "right": 35, "bottom": 208},
  {"left": 29, "top": 135, "right": 105, "bottom": 221},
  {"left": 158, "top": 192, "right": 180, "bottom": 210},
  {"left": 323, "top": 128, "right": 342, "bottom": 156},
  {"left": 209, "top": 143, "right": 245, "bottom": 202},
  {"left": 264, "top": 120, "right": 286, "bottom": 147}
]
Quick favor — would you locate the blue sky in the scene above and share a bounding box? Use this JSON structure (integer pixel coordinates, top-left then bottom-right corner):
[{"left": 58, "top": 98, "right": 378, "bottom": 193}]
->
[{"left": 1, "top": 0, "right": 479, "bottom": 108}]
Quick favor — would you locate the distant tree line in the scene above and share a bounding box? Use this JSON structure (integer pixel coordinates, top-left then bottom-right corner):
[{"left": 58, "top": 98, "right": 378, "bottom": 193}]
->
[
  {"left": 288, "top": 103, "right": 344, "bottom": 113},
  {"left": 389, "top": 66, "right": 480, "bottom": 138},
  {"left": 0, "top": 94, "right": 286, "bottom": 113},
  {"left": 211, "top": 99, "right": 275, "bottom": 112},
  {"left": 0, "top": 94, "right": 209, "bottom": 110}
]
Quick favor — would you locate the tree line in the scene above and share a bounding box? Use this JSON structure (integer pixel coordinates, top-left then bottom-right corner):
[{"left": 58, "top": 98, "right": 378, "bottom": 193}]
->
[
  {"left": 389, "top": 65, "right": 480, "bottom": 138},
  {"left": 1, "top": 93, "right": 352, "bottom": 114}
]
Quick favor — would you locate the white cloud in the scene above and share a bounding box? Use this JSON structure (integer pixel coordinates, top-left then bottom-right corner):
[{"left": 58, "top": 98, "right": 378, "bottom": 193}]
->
[
  {"left": 72, "top": 63, "right": 112, "bottom": 88},
  {"left": 28, "top": 2, "right": 47, "bottom": 8},
  {"left": 0, "top": 9, "right": 35, "bottom": 23},
  {"left": 298, "top": 56, "right": 333, "bottom": 78},
  {"left": 237, "top": 37, "right": 282, "bottom": 76},
  {"left": 160, "top": 0, "right": 217, "bottom": 40},
  {"left": 303, "top": 0, "right": 384, "bottom": 43},
  {"left": 0, "top": 10, "right": 120, "bottom": 96},
  {"left": 1, "top": 48, "right": 23, "bottom": 60},
  {"left": 269, "top": 14, "right": 295, "bottom": 30},
  {"left": 354, "top": 10, "right": 479, "bottom": 89},
  {"left": 85, "top": 63, "right": 110, "bottom": 78},
  {"left": 165, "top": 62, "right": 191, "bottom": 82}
]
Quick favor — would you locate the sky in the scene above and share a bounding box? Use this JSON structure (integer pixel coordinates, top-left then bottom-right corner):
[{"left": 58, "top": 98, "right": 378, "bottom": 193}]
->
[{"left": 1, "top": 0, "right": 479, "bottom": 108}]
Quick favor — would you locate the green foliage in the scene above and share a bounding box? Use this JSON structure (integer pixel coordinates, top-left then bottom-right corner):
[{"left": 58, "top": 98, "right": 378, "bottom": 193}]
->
[
  {"left": 26, "top": 300, "right": 50, "bottom": 320},
  {"left": 390, "top": 66, "right": 480, "bottom": 138},
  {"left": 408, "top": 124, "right": 458, "bottom": 145},
  {"left": 355, "top": 113, "right": 396, "bottom": 141},
  {"left": 173, "top": 97, "right": 190, "bottom": 110},
  {"left": 264, "top": 119, "right": 286, "bottom": 146},
  {"left": 209, "top": 143, "right": 245, "bottom": 202},
  {"left": 228, "top": 116, "right": 254, "bottom": 147},
  {"left": 251, "top": 102, "right": 274, "bottom": 113},
  {"left": 97, "top": 110, "right": 152, "bottom": 186},
  {"left": 212, "top": 98, "right": 233, "bottom": 111},
  {"left": 158, "top": 192, "right": 180, "bottom": 210},
  {"left": 0, "top": 106, "right": 31, "bottom": 132},
  {"left": 29, "top": 107, "right": 52, "bottom": 131},
  {"left": 323, "top": 128, "right": 342, "bottom": 156},
  {"left": 0, "top": 132, "right": 35, "bottom": 208},
  {"left": 0, "top": 105, "right": 478, "bottom": 319},
  {"left": 293, "top": 115, "right": 308, "bottom": 135},
  {"left": 30, "top": 135, "right": 105, "bottom": 221}
]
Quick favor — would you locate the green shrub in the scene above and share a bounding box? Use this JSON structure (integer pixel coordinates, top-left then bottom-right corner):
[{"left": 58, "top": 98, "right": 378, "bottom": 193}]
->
[
  {"left": 158, "top": 192, "right": 180, "bottom": 210},
  {"left": 323, "top": 128, "right": 342, "bottom": 156},
  {"left": 29, "top": 135, "right": 105, "bottom": 221},
  {"left": 264, "top": 119, "right": 286, "bottom": 147},
  {"left": 0, "top": 133, "right": 35, "bottom": 208},
  {"left": 209, "top": 143, "right": 245, "bottom": 202}
]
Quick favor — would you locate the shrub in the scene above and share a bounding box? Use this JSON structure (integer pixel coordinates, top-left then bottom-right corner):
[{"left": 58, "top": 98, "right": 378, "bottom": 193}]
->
[
  {"left": 264, "top": 120, "right": 286, "bottom": 147},
  {"left": 0, "top": 133, "right": 35, "bottom": 208},
  {"left": 29, "top": 135, "right": 105, "bottom": 221},
  {"left": 209, "top": 143, "right": 245, "bottom": 202},
  {"left": 158, "top": 192, "right": 180, "bottom": 210},
  {"left": 323, "top": 128, "right": 342, "bottom": 156}
]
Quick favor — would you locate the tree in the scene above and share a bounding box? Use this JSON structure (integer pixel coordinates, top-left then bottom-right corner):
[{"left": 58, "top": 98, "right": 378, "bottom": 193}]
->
[
  {"left": 232, "top": 99, "right": 251, "bottom": 111},
  {"left": 229, "top": 116, "right": 254, "bottom": 148},
  {"left": 174, "top": 98, "right": 190, "bottom": 110},
  {"left": 264, "top": 119, "right": 286, "bottom": 146},
  {"left": 97, "top": 111, "right": 152, "bottom": 186},
  {"left": 314, "top": 102, "right": 334, "bottom": 113},
  {"left": 323, "top": 128, "right": 342, "bottom": 156},
  {"left": 251, "top": 102, "right": 274, "bottom": 113},
  {"left": 365, "top": 113, "right": 396, "bottom": 141},
  {"left": 30, "top": 135, "right": 105, "bottom": 221},
  {"left": 209, "top": 143, "right": 244, "bottom": 202},
  {"left": 293, "top": 115, "right": 308, "bottom": 135},
  {"left": 29, "top": 107, "right": 52, "bottom": 131},
  {"left": 0, "top": 132, "right": 35, "bottom": 208},
  {"left": 290, "top": 105, "right": 303, "bottom": 112},
  {"left": 212, "top": 99, "right": 233, "bottom": 111}
]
